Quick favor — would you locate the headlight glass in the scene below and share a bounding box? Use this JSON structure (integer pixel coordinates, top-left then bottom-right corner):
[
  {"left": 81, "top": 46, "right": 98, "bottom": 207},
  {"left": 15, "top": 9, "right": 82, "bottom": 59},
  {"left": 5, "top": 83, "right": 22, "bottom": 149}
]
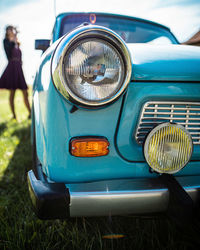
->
[
  {"left": 63, "top": 39, "right": 124, "bottom": 104},
  {"left": 144, "top": 123, "right": 193, "bottom": 174}
]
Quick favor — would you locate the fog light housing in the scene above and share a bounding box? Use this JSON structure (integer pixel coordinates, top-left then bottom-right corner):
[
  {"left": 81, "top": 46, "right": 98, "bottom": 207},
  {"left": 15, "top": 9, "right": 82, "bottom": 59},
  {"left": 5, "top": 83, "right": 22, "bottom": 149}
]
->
[{"left": 144, "top": 123, "right": 193, "bottom": 174}]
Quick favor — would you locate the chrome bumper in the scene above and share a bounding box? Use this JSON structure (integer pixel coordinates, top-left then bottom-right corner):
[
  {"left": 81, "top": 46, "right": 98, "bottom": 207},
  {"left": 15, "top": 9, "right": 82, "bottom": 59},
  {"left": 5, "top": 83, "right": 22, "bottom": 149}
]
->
[
  {"left": 69, "top": 176, "right": 200, "bottom": 217},
  {"left": 27, "top": 168, "right": 200, "bottom": 219}
]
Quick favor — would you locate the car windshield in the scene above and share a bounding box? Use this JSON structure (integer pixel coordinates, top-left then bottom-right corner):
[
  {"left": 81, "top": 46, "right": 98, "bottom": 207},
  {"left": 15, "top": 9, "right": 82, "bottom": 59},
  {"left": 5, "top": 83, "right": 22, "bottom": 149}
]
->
[{"left": 60, "top": 13, "right": 178, "bottom": 44}]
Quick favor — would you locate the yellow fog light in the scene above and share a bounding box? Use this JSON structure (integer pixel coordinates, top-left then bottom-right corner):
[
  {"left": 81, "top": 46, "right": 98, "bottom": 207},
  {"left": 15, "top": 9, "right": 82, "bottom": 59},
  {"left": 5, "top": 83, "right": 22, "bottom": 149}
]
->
[{"left": 144, "top": 123, "right": 193, "bottom": 174}]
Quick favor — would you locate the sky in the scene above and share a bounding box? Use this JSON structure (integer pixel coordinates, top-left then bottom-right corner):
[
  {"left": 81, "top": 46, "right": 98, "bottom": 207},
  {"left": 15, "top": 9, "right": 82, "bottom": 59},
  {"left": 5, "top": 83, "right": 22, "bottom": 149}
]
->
[{"left": 0, "top": 0, "right": 200, "bottom": 84}]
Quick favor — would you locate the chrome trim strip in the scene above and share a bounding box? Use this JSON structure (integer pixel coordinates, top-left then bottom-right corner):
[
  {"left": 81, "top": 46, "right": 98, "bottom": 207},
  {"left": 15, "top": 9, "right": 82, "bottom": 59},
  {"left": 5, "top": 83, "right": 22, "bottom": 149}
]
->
[
  {"left": 51, "top": 24, "right": 132, "bottom": 107},
  {"left": 68, "top": 176, "right": 200, "bottom": 217},
  {"left": 136, "top": 101, "right": 200, "bottom": 145}
]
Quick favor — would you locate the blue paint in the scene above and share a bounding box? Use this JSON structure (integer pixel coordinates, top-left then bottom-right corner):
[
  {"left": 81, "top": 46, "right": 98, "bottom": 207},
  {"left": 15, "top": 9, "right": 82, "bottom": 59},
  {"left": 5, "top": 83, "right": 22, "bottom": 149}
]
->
[
  {"left": 33, "top": 13, "right": 200, "bottom": 184},
  {"left": 128, "top": 44, "right": 200, "bottom": 81},
  {"left": 117, "top": 82, "right": 200, "bottom": 161}
]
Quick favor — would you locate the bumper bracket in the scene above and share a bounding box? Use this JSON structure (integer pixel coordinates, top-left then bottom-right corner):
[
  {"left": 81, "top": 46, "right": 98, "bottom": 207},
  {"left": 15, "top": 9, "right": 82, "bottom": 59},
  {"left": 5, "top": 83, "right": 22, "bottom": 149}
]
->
[{"left": 27, "top": 170, "right": 70, "bottom": 219}]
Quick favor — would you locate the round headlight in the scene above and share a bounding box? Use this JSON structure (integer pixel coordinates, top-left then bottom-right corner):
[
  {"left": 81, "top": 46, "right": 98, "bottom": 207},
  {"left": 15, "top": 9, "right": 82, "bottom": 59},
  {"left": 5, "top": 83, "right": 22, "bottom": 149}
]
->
[
  {"left": 64, "top": 39, "right": 124, "bottom": 103},
  {"left": 144, "top": 123, "right": 193, "bottom": 174},
  {"left": 51, "top": 25, "right": 132, "bottom": 107}
]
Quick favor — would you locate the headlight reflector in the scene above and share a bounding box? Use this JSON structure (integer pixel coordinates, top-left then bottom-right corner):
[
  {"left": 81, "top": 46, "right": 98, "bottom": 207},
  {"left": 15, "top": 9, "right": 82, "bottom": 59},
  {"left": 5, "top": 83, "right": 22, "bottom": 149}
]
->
[
  {"left": 64, "top": 39, "right": 124, "bottom": 103},
  {"left": 144, "top": 123, "right": 193, "bottom": 174}
]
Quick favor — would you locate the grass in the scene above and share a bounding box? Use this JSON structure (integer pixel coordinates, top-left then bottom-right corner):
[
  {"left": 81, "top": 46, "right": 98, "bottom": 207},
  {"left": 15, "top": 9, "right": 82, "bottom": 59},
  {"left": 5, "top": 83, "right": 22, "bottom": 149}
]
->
[{"left": 0, "top": 88, "right": 200, "bottom": 249}]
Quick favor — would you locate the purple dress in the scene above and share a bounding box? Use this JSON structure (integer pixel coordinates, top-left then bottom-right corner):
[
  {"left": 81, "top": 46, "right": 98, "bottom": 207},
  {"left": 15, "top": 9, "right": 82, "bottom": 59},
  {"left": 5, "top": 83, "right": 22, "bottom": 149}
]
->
[{"left": 0, "top": 41, "right": 28, "bottom": 90}]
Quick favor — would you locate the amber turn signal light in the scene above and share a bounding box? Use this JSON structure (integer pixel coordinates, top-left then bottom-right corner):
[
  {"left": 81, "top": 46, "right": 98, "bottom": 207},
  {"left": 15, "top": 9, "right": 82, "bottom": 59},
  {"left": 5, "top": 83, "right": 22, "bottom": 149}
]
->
[{"left": 70, "top": 137, "right": 109, "bottom": 157}]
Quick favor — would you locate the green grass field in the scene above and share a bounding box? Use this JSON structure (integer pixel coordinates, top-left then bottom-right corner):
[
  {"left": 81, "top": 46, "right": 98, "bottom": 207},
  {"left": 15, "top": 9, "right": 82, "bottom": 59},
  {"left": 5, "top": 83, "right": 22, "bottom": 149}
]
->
[{"left": 0, "top": 88, "right": 200, "bottom": 250}]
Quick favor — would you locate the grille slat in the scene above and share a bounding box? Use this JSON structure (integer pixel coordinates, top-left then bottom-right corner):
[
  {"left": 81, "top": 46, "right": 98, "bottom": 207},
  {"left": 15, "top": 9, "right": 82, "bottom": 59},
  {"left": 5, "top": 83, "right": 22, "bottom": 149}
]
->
[
  {"left": 193, "top": 138, "right": 200, "bottom": 142},
  {"left": 139, "top": 121, "right": 200, "bottom": 125},
  {"left": 142, "top": 117, "right": 200, "bottom": 121},
  {"left": 143, "top": 112, "right": 200, "bottom": 116},
  {"left": 145, "top": 107, "right": 200, "bottom": 111},
  {"left": 135, "top": 101, "right": 200, "bottom": 145}
]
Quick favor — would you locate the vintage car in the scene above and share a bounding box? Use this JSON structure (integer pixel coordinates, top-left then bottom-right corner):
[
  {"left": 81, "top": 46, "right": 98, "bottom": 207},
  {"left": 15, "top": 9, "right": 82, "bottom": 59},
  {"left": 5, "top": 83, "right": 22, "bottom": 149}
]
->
[{"left": 27, "top": 12, "right": 200, "bottom": 220}]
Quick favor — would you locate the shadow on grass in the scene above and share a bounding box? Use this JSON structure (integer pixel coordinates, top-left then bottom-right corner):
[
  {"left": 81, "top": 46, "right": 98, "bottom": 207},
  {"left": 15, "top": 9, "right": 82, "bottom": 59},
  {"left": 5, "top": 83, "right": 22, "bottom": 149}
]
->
[
  {"left": 0, "top": 124, "right": 200, "bottom": 250},
  {"left": 0, "top": 122, "right": 7, "bottom": 136},
  {"left": 0, "top": 124, "right": 32, "bottom": 249}
]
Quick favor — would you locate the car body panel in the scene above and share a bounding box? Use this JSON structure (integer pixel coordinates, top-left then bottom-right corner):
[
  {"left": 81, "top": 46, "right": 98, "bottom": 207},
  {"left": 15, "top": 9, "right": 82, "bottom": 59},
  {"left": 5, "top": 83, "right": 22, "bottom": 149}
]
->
[
  {"left": 128, "top": 44, "right": 200, "bottom": 81},
  {"left": 33, "top": 78, "right": 200, "bottom": 182},
  {"left": 116, "top": 81, "right": 200, "bottom": 162},
  {"left": 33, "top": 42, "right": 200, "bottom": 182},
  {"left": 29, "top": 12, "right": 200, "bottom": 219}
]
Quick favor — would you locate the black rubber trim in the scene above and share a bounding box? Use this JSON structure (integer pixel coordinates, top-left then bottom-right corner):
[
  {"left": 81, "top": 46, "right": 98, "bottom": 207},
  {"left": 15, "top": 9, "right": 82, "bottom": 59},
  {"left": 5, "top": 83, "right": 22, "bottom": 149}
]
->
[
  {"left": 70, "top": 105, "right": 79, "bottom": 113},
  {"left": 159, "top": 174, "right": 195, "bottom": 225},
  {"left": 27, "top": 168, "right": 70, "bottom": 220}
]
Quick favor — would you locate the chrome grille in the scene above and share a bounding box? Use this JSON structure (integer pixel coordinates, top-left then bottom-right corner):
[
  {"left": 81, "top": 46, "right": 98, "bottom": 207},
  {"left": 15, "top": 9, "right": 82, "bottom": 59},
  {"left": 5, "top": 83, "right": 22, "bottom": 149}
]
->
[{"left": 136, "top": 101, "right": 200, "bottom": 145}]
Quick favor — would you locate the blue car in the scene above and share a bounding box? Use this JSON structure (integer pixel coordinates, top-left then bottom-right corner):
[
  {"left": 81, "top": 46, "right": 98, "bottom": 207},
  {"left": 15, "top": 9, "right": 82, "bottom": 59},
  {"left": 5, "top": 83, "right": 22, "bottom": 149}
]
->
[{"left": 27, "top": 12, "right": 200, "bottom": 220}]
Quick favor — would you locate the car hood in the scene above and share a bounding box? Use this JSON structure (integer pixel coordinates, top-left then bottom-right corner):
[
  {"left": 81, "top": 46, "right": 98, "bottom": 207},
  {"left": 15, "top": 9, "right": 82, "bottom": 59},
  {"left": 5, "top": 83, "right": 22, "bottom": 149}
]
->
[{"left": 127, "top": 44, "right": 200, "bottom": 82}]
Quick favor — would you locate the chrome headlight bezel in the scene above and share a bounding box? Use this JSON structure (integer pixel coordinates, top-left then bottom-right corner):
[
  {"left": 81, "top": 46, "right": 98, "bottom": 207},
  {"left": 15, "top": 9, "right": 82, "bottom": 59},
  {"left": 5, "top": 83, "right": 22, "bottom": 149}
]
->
[
  {"left": 51, "top": 25, "right": 132, "bottom": 108},
  {"left": 144, "top": 122, "right": 193, "bottom": 174}
]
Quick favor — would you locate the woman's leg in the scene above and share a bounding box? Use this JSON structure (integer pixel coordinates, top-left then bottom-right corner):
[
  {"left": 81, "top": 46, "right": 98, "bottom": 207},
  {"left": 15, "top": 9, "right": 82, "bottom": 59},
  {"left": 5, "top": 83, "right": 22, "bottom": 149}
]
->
[
  {"left": 22, "top": 89, "right": 31, "bottom": 117},
  {"left": 9, "top": 89, "right": 16, "bottom": 119}
]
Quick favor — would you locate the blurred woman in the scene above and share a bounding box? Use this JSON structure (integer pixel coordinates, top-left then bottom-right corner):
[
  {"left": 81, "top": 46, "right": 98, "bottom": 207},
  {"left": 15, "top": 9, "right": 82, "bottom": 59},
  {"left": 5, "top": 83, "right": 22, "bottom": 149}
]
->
[{"left": 0, "top": 25, "right": 31, "bottom": 120}]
